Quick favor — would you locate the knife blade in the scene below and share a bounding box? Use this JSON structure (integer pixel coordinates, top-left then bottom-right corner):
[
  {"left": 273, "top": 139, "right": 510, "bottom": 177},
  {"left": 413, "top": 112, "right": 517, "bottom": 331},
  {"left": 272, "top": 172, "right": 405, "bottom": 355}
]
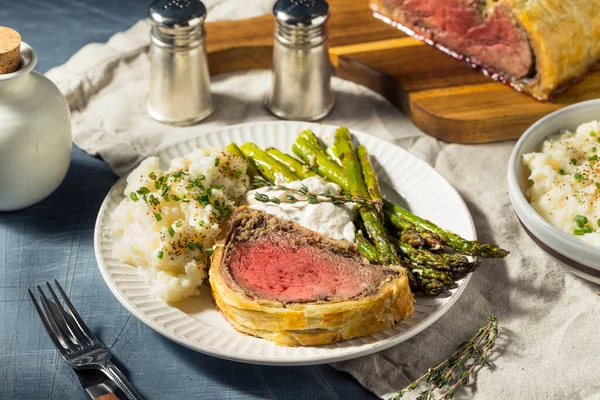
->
[{"left": 73, "top": 368, "right": 121, "bottom": 400}]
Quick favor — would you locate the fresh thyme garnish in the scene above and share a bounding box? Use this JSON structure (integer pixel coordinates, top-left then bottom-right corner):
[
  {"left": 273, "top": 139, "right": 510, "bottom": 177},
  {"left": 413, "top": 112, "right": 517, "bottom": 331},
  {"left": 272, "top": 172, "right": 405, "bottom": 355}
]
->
[
  {"left": 392, "top": 315, "right": 498, "bottom": 400},
  {"left": 252, "top": 176, "right": 382, "bottom": 209}
]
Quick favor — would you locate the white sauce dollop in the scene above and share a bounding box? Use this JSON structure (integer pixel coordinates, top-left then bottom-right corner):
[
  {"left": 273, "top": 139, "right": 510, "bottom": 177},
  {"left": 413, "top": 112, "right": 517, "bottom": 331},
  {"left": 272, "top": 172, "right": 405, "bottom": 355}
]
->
[{"left": 245, "top": 176, "right": 356, "bottom": 242}]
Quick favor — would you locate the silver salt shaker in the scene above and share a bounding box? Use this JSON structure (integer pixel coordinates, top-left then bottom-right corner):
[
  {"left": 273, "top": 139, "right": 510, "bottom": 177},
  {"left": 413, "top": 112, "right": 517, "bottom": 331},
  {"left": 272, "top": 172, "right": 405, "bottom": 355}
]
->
[
  {"left": 147, "top": 0, "right": 214, "bottom": 125},
  {"left": 266, "top": 0, "right": 335, "bottom": 121}
]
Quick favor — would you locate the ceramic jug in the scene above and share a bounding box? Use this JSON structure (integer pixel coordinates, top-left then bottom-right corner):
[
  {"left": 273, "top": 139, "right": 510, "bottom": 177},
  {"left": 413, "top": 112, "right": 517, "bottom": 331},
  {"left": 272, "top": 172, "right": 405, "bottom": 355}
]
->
[{"left": 0, "top": 42, "right": 72, "bottom": 211}]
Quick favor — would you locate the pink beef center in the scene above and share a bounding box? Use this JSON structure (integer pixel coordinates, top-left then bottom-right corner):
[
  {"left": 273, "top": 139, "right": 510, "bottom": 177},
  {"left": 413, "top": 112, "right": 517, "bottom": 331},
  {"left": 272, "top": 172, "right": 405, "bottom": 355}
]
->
[
  {"left": 383, "top": 0, "right": 533, "bottom": 78},
  {"left": 227, "top": 236, "right": 388, "bottom": 303}
]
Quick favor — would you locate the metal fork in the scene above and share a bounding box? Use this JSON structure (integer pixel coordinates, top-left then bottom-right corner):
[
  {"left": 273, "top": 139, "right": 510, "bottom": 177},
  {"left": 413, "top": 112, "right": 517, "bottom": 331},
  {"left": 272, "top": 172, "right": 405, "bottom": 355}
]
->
[{"left": 29, "top": 280, "right": 142, "bottom": 400}]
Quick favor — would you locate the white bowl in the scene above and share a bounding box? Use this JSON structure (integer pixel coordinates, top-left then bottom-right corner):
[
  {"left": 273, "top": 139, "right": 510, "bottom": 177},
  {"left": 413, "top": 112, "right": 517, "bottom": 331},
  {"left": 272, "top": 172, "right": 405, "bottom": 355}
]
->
[{"left": 508, "top": 99, "right": 600, "bottom": 284}]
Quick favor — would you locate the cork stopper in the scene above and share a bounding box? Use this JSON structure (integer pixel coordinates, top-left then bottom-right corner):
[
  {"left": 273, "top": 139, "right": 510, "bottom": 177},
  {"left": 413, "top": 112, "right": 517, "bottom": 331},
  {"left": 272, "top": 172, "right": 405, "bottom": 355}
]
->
[{"left": 0, "top": 27, "right": 21, "bottom": 74}]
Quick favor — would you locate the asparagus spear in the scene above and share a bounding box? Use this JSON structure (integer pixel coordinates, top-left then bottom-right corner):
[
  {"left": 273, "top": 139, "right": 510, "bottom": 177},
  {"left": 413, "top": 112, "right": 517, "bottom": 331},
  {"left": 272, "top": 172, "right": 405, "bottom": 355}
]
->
[
  {"left": 266, "top": 148, "right": 317, "bottom": 179},
  {"left": 385, "top": 211, "right": 445, "bottom": 250},
  {"left": 226, "top": 142, "right": 259, "bottom": 180},
  {"left": 239, "top": 142, "right": 300, "bottom": 183},
  {"left": 357, "top": 145, "right": 382, "bottom": 202},
  {"left": 292, "top": 137, "right": 348, "bottom": 189},
  {"left": 334, "top": 127, "right": 400, "bottom": 267},
  {"left": 383, "top": 200, "right": 509, "bottom": 258},
  {"left": 355, "top": 230, "right": 378, "bottom": 264},
  {"left": 326, "top": 147, "right": 342, "bottom": 166},
  {"left": 410, "top": 264, "right": 454, "bottom": 286},
  {"left": 298, "top": 129, "right": 321, "bottom": 147}
]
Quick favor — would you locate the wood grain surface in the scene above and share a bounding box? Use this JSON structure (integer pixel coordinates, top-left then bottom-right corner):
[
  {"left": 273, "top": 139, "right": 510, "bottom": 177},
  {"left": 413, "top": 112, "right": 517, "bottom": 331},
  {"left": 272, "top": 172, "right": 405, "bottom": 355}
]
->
[{"left": 204, "top": 0, "right": 599, "bottom": 143}]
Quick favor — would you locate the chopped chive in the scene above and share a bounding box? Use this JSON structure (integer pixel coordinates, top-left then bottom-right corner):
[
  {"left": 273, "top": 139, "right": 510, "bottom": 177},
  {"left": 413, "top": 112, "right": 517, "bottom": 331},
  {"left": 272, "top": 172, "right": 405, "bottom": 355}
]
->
[
  {"left": 558, "top": 168, "right": 565, "bottom": 175},
  {"left": 187, "top": 242, "right": 196, "bottom": 250},
  {"left": 154, "top": 213, "right": 162, "bottom": 222},
  {"left": 161, "top": 185, "right": 169, "bottom": 197},
  {"left": 210, "top": 184, "right": 222, "bottom": 190},
  {"left": 148, "top": 172, "right": 157, "bottom": 180},
  {"left": 584, "top": 226, "right": 593, "bottom": 233},
  {"left": 164, "top": 196, "right": 170, "bottom": 203},
  {"left": 597, "top": 218, "right": 600, "bottom": 227},
  {"left": 172, "top": 171, "right": 184, "bottom": 179},
  {"left": 198, "top": 220, "right": 205, "bottom": 227},
  {"left": 129, "top": 192, "right": 139, "bottom": 202},
  {"left": 597, "top": 137, "right": 600, "bottom": 143},
  {"left": 570, "top": 159, "right": 577, "bottom": 165},
  {"left": 137, "top": 187, "right": 150, "bottom": 195},
  {"left": 214, "top": 158, "right": 220, "bottom": 167},
  {"left": 596, "top": 182, "right": 600, "bottom": 189},
  {"left": 593, "top": 147, "right": 597, "bottom": 153},
  {"left": 591, "top": 131, "right": 597, "bottom": 137},
  {"left": 199, "top": 174, "right": 205, "bottom": 181},
  {"left": 573, "top": 228, "right": 585, "bottom": 235},
  {"left": 167, "top": 226, "right": 175, "bottom": 237},
  {"left": 575, "top": 215, "right": 588, "bottom": 228},
  {"left": 157, "top": 250, "right": 164, "bottom": 259},
  {"left": 235, "top": 170, "right": 242, "bottom": 178},
  {"left": 171, "top": 194, "right": 181, "bottom": 201},
  {"left": 204, "top": 247, "right": 214, "bottom": 255},
  {"left": 175, "top": 220, "right": 182, "bottom": 227},
  {"left": 574, "top": 173, "right": 584, "bottom": 182},
  {"left": 590, "top": 154, "right": 598, "bottom": 162}
]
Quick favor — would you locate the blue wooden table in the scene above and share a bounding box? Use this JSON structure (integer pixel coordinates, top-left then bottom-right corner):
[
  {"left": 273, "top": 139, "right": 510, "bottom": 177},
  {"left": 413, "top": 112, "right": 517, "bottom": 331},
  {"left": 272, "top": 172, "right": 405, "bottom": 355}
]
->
[{"left": 0, "top": 1, "right": 376, "bottom": 399}]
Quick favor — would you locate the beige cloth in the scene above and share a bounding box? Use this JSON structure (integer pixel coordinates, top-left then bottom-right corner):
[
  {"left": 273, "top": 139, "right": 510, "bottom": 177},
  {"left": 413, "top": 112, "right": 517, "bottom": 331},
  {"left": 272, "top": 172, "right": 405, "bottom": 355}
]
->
[{"left": 46, "top": 1, "right": 600, "bottom": 399}]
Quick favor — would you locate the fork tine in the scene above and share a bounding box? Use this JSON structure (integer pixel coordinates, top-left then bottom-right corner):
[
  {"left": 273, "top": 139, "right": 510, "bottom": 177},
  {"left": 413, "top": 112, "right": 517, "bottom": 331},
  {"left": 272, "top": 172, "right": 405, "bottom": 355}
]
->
[
  {"left": 45, "top": 282, "right": 89, "bottom": 346},
  {"left": 53, "top": 280, "right": 101, "bottom": 345},
  {"left": 37, "top": 285, "right": 78, "bottom": 353},
  {"left": 28, "top": 289, "right": 66, "bottom": 354}
]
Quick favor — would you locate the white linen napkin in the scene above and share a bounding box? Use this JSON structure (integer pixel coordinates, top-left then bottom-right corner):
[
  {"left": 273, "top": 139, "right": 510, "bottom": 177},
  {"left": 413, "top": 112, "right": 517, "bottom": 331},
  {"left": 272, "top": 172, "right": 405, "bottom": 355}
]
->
[{"left": 46, "top": 1, "right": 600, "bottom": 398}]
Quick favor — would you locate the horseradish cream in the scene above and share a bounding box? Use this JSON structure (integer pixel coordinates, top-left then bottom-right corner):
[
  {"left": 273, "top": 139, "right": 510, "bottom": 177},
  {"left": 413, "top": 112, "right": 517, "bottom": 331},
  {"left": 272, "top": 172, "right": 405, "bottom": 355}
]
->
[{"left": 245, "top": 176, "right": 356, "bottom": 242}]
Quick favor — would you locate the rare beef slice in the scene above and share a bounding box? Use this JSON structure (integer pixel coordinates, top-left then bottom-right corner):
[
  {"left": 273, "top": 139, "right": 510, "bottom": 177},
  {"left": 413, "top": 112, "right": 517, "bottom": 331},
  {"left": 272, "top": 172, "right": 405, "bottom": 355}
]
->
[
  {"left": 371, "top": 0, "right": 600, "bottom": 100},
  {"left": 209, "top": 207, "right": 414, "bottom": 346}
]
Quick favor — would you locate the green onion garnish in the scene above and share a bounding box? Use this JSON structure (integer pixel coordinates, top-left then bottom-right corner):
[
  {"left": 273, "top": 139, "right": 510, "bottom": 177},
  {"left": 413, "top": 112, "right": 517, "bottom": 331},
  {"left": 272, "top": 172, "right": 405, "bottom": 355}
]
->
[
  {"left": 558, "top": 168, "right": 565, "bottom": 175},
  {"left": 205, "top": 247, "right": 214, "bottom": 255},
  {"left": 157, "top": 250, "right": 164, "bottom": 259},
  {"left": 574, "top": 173, "right": 584, "bottom": 182},
  {"left": 154, "top": 213, "right": 162, "bottom": 222},
  {"left": 137, "top": 187, "right": 150, "bottom": 195},
  {"left": 129, "top": 192, "right": 139, "bottom": 202},
  {"left": 167, "top": 226, "right": 175, "bottom": 237},
  {"left": 161, "top": 185, "right": 169, "bottom": 197},
  {"left": 573, "top": 228, "right": 585, "bottom": 235},
  {"left": 187, "top": 242, "right": 196, "bottom": 250},
  {"left": 575, "top": 215, "right": 588, "bottom": 228},
  {"left": 590, "top": 154, "right": 598, "bottom": 162},
  {"left": 235, "top": 170, "right": 242, "bottom": 178},
  {"left": 591, "top": 131, "right": 597, "bottom": 137},
  {"left": 584, "top": 226, "right": 593, "bottom": 233},
  {"left": 214, "top": 158, "right": 220, "bottom": 167}
]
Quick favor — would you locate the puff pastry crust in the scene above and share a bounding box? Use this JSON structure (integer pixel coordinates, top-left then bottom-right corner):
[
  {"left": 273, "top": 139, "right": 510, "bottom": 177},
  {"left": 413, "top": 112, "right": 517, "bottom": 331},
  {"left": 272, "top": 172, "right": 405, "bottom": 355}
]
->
[{"left": 508, "top": 0, "right": 600, "bottom": 99}]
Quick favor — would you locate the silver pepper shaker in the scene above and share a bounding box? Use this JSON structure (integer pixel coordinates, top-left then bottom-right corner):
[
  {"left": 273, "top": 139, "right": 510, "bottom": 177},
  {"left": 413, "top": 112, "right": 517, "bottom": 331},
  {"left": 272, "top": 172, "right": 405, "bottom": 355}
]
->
[
  {"left": 147, "top": 0, "right": 214, "bottom": 125},
  {"left": 265, "top": 0, "right": 335, "bottom": 121}
]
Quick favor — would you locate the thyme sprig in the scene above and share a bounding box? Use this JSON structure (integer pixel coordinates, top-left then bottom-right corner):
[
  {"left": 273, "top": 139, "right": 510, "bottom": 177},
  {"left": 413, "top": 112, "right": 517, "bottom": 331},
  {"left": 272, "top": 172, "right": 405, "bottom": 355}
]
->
[
  {"left": 252, "top": 176, "right": 382, "bottom": 209},
  {"left": 392, "top": 315, "right": 498, "bottom": 400}
]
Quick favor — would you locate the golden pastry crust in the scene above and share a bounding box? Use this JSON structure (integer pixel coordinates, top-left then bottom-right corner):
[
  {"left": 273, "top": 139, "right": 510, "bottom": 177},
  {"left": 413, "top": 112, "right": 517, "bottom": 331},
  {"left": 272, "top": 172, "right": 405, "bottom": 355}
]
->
[
  {"left": 209, "top": 208, "right": 415, "bottom": 347},
  {"left": 507, "top": 0, "right": 600, "bottom": 99}
]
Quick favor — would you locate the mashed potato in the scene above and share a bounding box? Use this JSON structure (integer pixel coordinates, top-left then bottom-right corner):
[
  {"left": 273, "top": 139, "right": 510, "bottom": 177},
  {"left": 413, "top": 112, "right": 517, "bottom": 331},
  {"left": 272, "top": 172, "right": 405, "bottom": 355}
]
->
[
  {"left": 523, "top": 120, "right": 600, "bottom": 246},
  {"left": 111, "top": 148, "right": 249, "bottom": 302}
]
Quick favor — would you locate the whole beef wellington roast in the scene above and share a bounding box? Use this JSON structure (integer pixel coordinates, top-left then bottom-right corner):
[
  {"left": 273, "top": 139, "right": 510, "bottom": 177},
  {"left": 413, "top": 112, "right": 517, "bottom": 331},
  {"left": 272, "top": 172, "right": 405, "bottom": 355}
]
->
[
  {"left": 370, "top": 0, "right": 600, "bottom": 100},
  {"left": 210, "top": 207, "right": 414, "bottom": 346}
]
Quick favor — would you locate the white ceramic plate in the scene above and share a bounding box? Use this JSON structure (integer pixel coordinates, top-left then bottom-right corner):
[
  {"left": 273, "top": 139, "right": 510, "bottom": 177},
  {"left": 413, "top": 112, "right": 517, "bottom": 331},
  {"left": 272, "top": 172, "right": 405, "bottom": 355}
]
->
[{"left": 94, "top": 121, "right": 476, "bottom": 366}]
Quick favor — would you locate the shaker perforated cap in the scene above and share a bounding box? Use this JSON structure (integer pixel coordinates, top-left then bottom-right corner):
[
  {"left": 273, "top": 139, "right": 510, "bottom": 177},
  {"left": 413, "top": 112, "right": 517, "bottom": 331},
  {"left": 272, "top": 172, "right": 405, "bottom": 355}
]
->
[
  {"left": 148, "top": 0, "right": 207, "bottom": 29},
  {"left": 273, "top": 0, "right": 329, "bottom": 27}
]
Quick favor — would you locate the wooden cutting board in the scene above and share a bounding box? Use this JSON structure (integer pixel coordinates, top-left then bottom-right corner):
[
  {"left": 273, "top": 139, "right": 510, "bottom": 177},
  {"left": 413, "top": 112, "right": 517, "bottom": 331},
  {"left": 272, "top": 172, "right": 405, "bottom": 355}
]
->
[{"left": 204, "top": 0, "right": 600, "bottom": 143}]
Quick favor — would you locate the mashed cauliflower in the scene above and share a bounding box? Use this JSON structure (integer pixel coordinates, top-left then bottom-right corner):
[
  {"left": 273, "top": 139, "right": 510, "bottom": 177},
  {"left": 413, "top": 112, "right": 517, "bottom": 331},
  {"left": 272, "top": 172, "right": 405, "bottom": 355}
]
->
[
  {"left": 111, "top": 148, "right": 249, "bottom": 302},
  {"left": 523, "top": 120, "right": 600, "bottom": 246}
]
